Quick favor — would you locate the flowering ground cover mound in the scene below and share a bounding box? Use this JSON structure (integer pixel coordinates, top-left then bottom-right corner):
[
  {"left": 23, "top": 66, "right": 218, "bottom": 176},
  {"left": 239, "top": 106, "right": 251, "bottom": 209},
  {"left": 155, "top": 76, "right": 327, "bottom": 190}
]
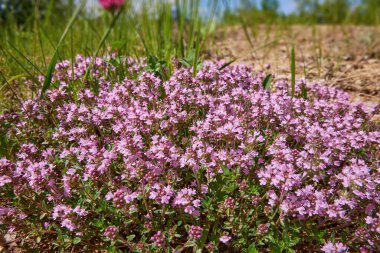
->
[{"left": 0, "top": 56, "right": 379, "bottom": 252}]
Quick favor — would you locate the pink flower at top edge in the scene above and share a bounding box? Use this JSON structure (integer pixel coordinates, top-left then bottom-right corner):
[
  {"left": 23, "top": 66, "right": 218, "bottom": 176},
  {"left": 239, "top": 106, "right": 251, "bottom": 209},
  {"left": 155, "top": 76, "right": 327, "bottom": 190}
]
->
[{"left": 99, "top": 0, "right": 125, "bottom": 11}]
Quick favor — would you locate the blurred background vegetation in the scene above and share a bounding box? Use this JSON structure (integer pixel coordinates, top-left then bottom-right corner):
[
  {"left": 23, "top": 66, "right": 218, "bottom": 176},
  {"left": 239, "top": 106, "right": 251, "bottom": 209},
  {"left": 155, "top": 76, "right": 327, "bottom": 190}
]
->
[
  {"left": 2, "top": 0, "right": 379, "bottom": 26},
  {"left": 223, "top": 0, "right": 380, "bottom": 25}
]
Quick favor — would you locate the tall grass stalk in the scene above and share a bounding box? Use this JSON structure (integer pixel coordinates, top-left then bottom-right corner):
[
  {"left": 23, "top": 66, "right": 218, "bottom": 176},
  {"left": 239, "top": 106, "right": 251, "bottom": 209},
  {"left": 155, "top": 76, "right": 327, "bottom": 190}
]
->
[
  {"left": 291, "top": 45, "right": 296, "bottom": 97},
  {"left": 84, "top": 8, "right": 124, "bottom": 81},
  {"left": 41, "top": 0, "right": 86, "bottom": 98}
]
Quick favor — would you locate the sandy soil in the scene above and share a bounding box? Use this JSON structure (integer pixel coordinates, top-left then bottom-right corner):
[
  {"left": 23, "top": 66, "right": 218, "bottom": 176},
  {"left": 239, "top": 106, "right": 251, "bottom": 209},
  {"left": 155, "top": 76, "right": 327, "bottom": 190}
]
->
[{"left": 209, "top": 25, "right": 380, "bottom": 109}]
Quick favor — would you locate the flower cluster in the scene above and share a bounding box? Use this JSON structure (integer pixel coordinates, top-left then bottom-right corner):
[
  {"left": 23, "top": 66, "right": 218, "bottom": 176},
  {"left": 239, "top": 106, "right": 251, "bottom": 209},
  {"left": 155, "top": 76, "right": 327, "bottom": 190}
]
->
[
  {"left": 172, "top": 188, "right": 201, "bottom": 216},
  {"left": 104, "top": 226, "right": 118, "bottom": 240},
  {"left": 321, "top": 241, "right": 349, "bottom": 253},
  {"left": 52, "top": 205, "right": 88, "bottom": 231},
  {"left": 151, "top": 231, "right": 165, "bottom": 247},
  {"left": 188, "top": 225, "right": 203, "bottom": 240},
  {"left": 149, "top": 183, "right": 174, "bottom": 205},
  {"left": 0, "top": 56, "right": 379, "bottom": 251}
]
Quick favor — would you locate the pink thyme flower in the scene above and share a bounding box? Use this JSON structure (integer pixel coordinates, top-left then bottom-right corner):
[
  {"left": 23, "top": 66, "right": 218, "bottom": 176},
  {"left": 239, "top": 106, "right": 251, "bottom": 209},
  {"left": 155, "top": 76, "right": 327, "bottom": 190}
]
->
[
  {"left": 104, "top": 226, "right": 118, "bottom": 240},
  {"left": 321, "top": 241, "right": 349, "bottom": 253},
  {"left": 99, "top": 0, "right": 125, "bottom": 11},
  {"left": 257, "top": 224, "right": 269, "bottom": 235},
  {"left": 219, "top": 235, "right": 232, "bottom": 244},
  {"left": 151, "top": 231, "right": 165, "bottom": 247},
  {"left": 188, "top": 226, "right": 203, "bottom": 240},
  {"left": 2, "top": 55, "right": 380, "bottom": 251},
  {"left": 224, "top": 197, "right": 235, "bottom": 209}
]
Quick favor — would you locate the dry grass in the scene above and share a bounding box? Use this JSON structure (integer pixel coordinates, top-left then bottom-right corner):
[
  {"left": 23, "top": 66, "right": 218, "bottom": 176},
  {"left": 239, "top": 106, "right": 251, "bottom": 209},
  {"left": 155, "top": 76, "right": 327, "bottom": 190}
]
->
[{"left": 210, "top": 25, "right": 380, "bottom": 108}]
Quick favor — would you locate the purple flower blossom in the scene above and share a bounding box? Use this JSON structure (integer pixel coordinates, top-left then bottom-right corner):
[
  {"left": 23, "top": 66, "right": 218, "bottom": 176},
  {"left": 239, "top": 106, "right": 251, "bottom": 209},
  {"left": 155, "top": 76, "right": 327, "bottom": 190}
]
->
[
  {"left": 1, "top": 56, "right": 379, "bottom": 250},
  {"left": 149, "top": 183, "right": 174, "bottom": 205},
  {"left": 151, "top": 231, "right": 165, "bottom": 247},
  {"left": 0, "top": 175, "right": 12, "bottom": 187},
  {"left": 224, "top": 197, "right": 235, "bottom": 209},
  {"left": 188, "top": 226, "right": 203, "bottom": 240},
  {"left": 52, "top": 204, "right": 87, "bottom": 231},
  {"left": 61, "top": 218, "right": 77, "bottom": 231},
  {"left": 219, "top": 235, "right": 232, "bottom": 244},
  {"left": 321, "top": 241, "right": 349, "bottom": 253},
  {"left": 257, "top": 224, "right": 269, "bottom": 235},
  {"left": 172, "top": 188, "right": 201, "bottom": 216},
  {"left": 104, "top": 226, "right": 118, "bottom": 240}
]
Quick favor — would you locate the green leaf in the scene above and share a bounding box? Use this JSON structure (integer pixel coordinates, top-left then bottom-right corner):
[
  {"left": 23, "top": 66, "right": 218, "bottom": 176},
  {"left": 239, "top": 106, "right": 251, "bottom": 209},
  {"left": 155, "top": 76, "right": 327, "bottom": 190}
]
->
[
  {"left": 248, "top": 243, "right": 259, "bottom": 253},
  {"left": 262, "top": 74, "right": 273, "bottom": 90},
  {"left": 222, "top": 166, "right": 231, "bottom": 176},
  {"left": 180, "top": 49, "right": 203, "bottom": 73},
  {"left": 73, "top": 237, "right": 81, "bottom": 244},
  {"left": 180, "top": 58, "right": 192, "bottom": 68},
  {"left": 185, "top": 241, "right": 197, "bottom": 248},
  {"left": 63, "top": 236, "right": 71, "bottom": 243},
  {"left": 111, "top": 41, "right": 126, "bottom": 51},
  {"left": 41, "top": 53, "right": 58, "bottom": 97},
  {"left": 291, "top": 46, "right": 296, "bottom": 97},
  {"left": 224, "top": 184, "right": 238, "bottom": 194},
  {"left": 148, "top": 55, "right": 159, "bottom": 68},
  {"left": 301, "top": 81, "right": 308, "bottom": 99},
  {"left": 126, "top": 234, "right": 135, "bottom": 242},
  {"left": 0, "top": 129, "right": 8, "bottom": 157},
  {"left": 39, "top": 213, "right": 47, "bottom": 220},
  {"left": 43, "top": 0, "right": 56, "bottom": 27}
]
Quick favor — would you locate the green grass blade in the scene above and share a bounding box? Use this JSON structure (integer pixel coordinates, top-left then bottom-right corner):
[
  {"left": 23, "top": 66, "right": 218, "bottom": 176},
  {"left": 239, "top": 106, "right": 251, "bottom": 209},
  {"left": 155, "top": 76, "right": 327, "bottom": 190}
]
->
[
  {"left": 41, "top": 53, "right": 59, "bottom": 97},
  {"left": 41, "top": 0, "right": 86, "bottom": 98},
  {"left": 262, "top": 74, "right": 273, "bottom": 90},
  {"left": 301, "top": 82, "right": 308, "bottom": 99},
  {"left": 0, "top": 74, "right": 27, "bottom": 93},
  {"left": 175, "top": 0, "right": 185, "bottom": 58},
  {"left": 0, "top": 128, "right": 8, "bottom": 157},
  {"left": 239, "top": 15, "right": 254, "bottom": 48},
  {"left": 84, "top": 8, "right": 123, "bottom": 81},
  {"left": 0, "top": 70, "right": 25, "bottom": 110},
  {"left": 291, "top": 45, "right": 296, "bottom": 97},
  {"left": 1, "top": 46, "right": 40, "bottom": 84},
  {"left": 218, "top": 59, "right": 237, "bottom": 71},
  {"left": 43, "top": 0, "right": 56, "bottom": 27},
  {"left": 251, "top": 40, "right": 278, "bottom": 53},
  {"left": 7, "top": 42, "right": 45, "bottom": 76}
]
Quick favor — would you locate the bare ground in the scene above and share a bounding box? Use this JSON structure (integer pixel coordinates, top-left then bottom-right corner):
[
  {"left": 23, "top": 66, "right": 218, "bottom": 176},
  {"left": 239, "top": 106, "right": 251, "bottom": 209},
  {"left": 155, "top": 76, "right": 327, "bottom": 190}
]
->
[{"left": 209, "top": 25, "right": 380, "bottom": 114}]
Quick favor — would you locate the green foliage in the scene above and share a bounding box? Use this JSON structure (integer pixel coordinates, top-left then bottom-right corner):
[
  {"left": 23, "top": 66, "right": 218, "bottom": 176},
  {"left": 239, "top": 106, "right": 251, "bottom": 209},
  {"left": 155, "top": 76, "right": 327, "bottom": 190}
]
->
[
  {"left": 262, "top": 74, "right": 273, "bottom": 90},
  {"left": 0, "top": 0, "right": 217, "bottom": 108},
  {"left": 179, "top": 49, "right": 204, "bottom": 74},
  {"left": 0, "top": 0, "right": 69, "bottom": 24},
  {"left": 261, "top": 0, "right": 279, "bottom": 14},
  {"left": 145, "top": 55, "right": 170, "bottom": 80},
  {"left": 223, "top": 0, "right": 380, "bottom": 25},
  {"left": 291, "top": 46, "right": 296, "bottom": 97}
]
